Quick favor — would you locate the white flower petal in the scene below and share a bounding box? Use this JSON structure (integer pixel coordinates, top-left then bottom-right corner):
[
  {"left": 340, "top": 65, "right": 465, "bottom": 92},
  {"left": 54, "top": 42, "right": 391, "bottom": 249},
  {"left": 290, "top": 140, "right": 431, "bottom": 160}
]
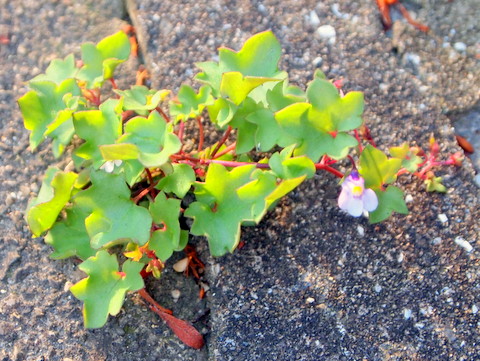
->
[
  {"left": 347, "top": 197, "right": 364, "bottom": 217},
  {"left": 338, "top": 189, "right": 350, "bottom": 209},
  {"left": 363, "top": 189, "right": 378, "bottom": 212}
]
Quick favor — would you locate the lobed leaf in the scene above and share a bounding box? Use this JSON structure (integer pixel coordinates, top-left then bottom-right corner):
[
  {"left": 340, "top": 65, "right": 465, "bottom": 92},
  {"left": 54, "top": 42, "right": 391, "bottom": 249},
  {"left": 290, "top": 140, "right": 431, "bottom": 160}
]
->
[
  {"left": 26, "top": 167, "right": 78, "bottom": 237},
  {"left": 369, "top": 186, "right": 408, "bottom": 223},
  {"left": 169, "top": 85, "right": 213, "bottom": 122},
  {"left": 70, "top": 250, "right": 144, "bottom": 328},
  {"left": 359, "top": 145, "right": 402, "bottom": 190}
]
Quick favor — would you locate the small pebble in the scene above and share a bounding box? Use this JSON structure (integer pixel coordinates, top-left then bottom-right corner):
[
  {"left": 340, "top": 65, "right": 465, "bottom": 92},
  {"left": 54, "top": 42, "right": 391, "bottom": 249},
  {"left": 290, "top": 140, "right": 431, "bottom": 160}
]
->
[
  {"left": 438, "top": 214, "right": 448, "bottom": 223},
  {"left": 405, "top": 194, "right": 413, "bottom": 203},
  {"left": 374, "top": 284, "right": 382, "bottom": 293},
  {"left": 453, "top": 42, "right": 467, "bottom": 52},
  {"left": 474, "top": 174, "right": 480, "bottom": 187},
  {"left": 472, "top": 304, "right": 478, "bottom": 314},
  {"left": 312, "top": 56, "right": 323, "bottom": 67},
  {"left": 432, "top": 237, "right": 442, "bottom": 245},
  {"left": 307, "top": 10, "right": 320, "bottom": 27},
  {"left": 171, "top": 289, "right": 181, "bottom": 300},
  {"left": 356, "top": 225, "right": 365, "bottom": 237},
  {"left": 173, "top": 257, "right": 189, "bottom": 272},
  {"left": 404, "top": 308, "right": 412, "bottom": 320},
  {"left": 454, "top": 237, "right": 473, "bottom": 253},
  {"left": 306, "top": 297, "right": 315, "bottom": 304},
  {"left": 316, "top": 25, "right": 336, "bottom": 44}
]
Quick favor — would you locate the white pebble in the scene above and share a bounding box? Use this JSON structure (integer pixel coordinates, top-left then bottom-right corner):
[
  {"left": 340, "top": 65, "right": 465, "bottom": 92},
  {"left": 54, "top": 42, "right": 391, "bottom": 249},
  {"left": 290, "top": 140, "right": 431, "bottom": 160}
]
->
[
  {"left": 397, "top": 252, "right": 404, "bottom": 263},
  {"left": 331, "top": 4, "right": 349, "bottom": 19},
  {"left": 474, "top": 174, "right": 480, "bottom": 187},
  {"left": 356, "top": 225, "right": 365, "bottom": 237},
  {"left": 405, "top": 194, "right": 413, "bottom": 203},
  {"left": 453, "top": 42, "right": 467, "bottom": 52},
  {"left": 306, "top": 297, "right": 315, "bottom": 304},
  {"left": 312, "top": 56, "right": 323, "bottom": 67},
  {"left": 404, "top": 308, "right": 412, "bottom": 320},
  {"left": 171, "top": 289, "right": 181, "bottom": 300},
  {"left": 438, "top": 214, "right": 448, "bottom": 223},
  {"left": 307, "top": 10, "right": 320, "bottom": 27},
  {"left": 404, "top": 52, "right": 421, "bottom": 67},
  {"left": 472, "top": 304, "right": 478, "bottom": 314},
  {"left": 173, "top": 257, "right": 189, "bottom": 272},
  {"left": 454, "top": 237, "right": 473, "bottom": 253},
  {"left": 374, "top": 284, "right": 382, "bottom": 293},
  {"left": 316, "top": 25, "right": 336, "bottom": 44},
  {"left": 432, "top": 237, "right": 442, "bottom": 245}
]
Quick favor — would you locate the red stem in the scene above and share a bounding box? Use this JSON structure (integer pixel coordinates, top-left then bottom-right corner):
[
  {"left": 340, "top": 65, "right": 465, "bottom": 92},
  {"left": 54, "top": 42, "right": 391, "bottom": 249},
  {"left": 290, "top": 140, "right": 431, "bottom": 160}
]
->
[
  {"left": 156, "top": 107, "right": 172, "bottom": 123},
  {"left": 109, "top": 78, "right": 118, "bottom": 90},
  {"left": 210, "top": 126, "right": 232, "bottom": 158},
  {"left": 354, "top": 129, "right": 363, "bottom": 153},
  {"left": 213, "top": 142, "right": 237, "bottom": 159}
]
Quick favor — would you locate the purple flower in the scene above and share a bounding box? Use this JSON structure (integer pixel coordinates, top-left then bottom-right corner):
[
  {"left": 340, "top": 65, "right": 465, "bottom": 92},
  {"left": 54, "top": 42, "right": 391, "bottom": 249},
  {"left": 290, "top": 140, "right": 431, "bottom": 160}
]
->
[{"left": 338, "top": 171, "right": 378, "bottom": 217}]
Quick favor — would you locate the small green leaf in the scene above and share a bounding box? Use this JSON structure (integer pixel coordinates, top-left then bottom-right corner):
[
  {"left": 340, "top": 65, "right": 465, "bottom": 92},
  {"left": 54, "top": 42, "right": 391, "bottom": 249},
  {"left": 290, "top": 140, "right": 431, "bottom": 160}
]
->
[
  {"left": 32, "top": 54, "right": 78, "bottom": 84},
  {"left": 389, "top": 143, "right": 423, "bottom": 173},
  {"left": 18, "top": 79, "right": 80, "bottom": 155},
  {"left": 114, "top": 111, "right": 181, "bottom": 168},
  {"left": 74, "top": 99, "right": 123, "bottom": 168},
  {"left": 148, "top": 192, "right": 183, "bottom": 262},
  {"left": 268, "top": 145, "right": 316, "bottom": 179},
  {"left": 100, "top": 143, "right": 140, "bottom": 160},
  {"left": 73, "top": 171, "right": 152, "bottom": 248},
  {"left": 77, "top": 31, "right": 130, "bottom": 88},
  {"left": 196, "top": 31, "right": 284, "bottom": 96},
  {"left": 26, "top": 167, "right": 78, "bottom": 237},
  {"left": 359, "top": 145, "right": 402, "bottom": 190},
  {"left": 220, "top": 72, "right": 280, "bottom": 105},
  {"left": 169, "top": 85, "right": 213, "bottom": 121},
  {"left": 115, "top": 85, "right": 170, "bottom": 114},
  {"left": 207, "top": 97, "right": 238, "bottom": 128},
  {"left": 45, "top": 206, "right": 96, "bottom": 260},
  {"left": 369, "top": 186, "right": 408, "bottom": 223},
  {"left": 70, "top": 250, "right": 144, "bottom": 328},
  {"left": 425, "top": 176, "right": 447, "bottom": 193},
  {"left": 156, "top": 163, "right": 196, "bottom": 198}
]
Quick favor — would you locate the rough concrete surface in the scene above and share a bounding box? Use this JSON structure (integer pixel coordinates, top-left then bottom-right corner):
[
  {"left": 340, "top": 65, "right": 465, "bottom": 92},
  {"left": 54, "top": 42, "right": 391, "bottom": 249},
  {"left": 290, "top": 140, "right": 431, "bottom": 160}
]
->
[{"left": 1, "top": 0, "right": 479, "bottom": 360}]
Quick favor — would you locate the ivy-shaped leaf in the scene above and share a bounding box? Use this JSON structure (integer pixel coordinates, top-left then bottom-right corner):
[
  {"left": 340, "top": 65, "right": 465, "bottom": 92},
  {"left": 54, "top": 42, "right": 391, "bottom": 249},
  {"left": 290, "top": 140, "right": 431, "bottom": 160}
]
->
[
  {"left": 369, "top": 186, "right": 408, "bottom": 223},
  {"left": 73, "top": 171, "right": 152, "bottom": 248},
  {"left": 26, "top": 167, "right": 78, "bottom": 237},
  {"left": 18, "top": 79, "right": 81, "bottom": 156},
  {"left": 115, "top": 85, "right": 170, "bottom": 114},
  {"left": 169, "top": 85, "right": 214, "bottom": 122},
  {"left": 32, "top": 54, "right": 78, "bottom": 84},
  {"left": 359, "top": 145, "right": 402, "bottom": 190},
  {"left": 148, "top": 192, "right": 185, "bottom": 262},
  {"left": 196, "top": 30, "right": 286, "bottom": 103},
  {"left": 268, "top": 145, "right": 316, "bottom": 179},
  {"left": 100, "top": 111, "right": 181, "bottom": 168},
  {"left": 45, "top": 206, "right": 96, "bottom": 260},
  {"left": 275, "top": 102, "right": 357, "bottom": 161},
  {"left": 77, "top": 31, "right": 130, "bottom": 88},
  {"left": 389, "top": 143, "right": 423, "bottom": 173},
  {"left": 73, "top": 99, "right": 123, "bottom": 168},
  {"left": 70, "top": 250, "right": 144, "bottom": 328},
  {"left": 185, "top": 164, "right": 259, "bottom": 256},
  {"left": 156, "top": 163, "right": 196, "bottom": 198}
]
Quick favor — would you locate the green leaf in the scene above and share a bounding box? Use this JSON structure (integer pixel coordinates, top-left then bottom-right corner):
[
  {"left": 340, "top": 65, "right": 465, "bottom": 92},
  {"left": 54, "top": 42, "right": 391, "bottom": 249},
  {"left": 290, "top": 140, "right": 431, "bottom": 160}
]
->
[
  {"left": 185, "top": 164, "right": 259, "bottom": 256},
  {"left": 70, "top": 250, "right": 144, "bottom": 328},
  {"left": 73, "top": 171, "right": 152, "bottom": 248},
  {"left": 74, "top": 99, "right": 123, "bottom": 168},
  {"left": 220, "top": 72, "right": 280, "bottom": 105},
  {"left": 425, "top": 176, "right": 447, "bottom": 193},
  {"left": 275, "top": 102, "right": 357, "bottom": 161},
  {"left": 155, "top": 163, "right": 196, "bottom": 198},
  {"left": 148, "top": 192, "right": 183, "bottom": 262},
  {"left": 77, "top": 31, "right": 130, "bottom": 88},
  {"left": 359, "top": 145, "right": 402, "bottom": 190},
  {"left": 389, "top": 143, "right": 423, "bottom": 173},
  {"left": 268, "top": 145, "right": 316, "bottom": 179},
  {"left": 196, "top": 31, "right": 285, "bottom": 96},
  {"left": 112, "top": 111, "right": 181, "bottom": 168},
  {"left": 32, "top": 54, "right": 78, "bottom": 84},
  {"left": 306, "top": 78, "right": 364, "bottom": 132},
  {"left": 169, "top": 85, "right": 213, "bottom": 121},
  {"left": 369, "top": 186, "right": 408, "bottom": 223},
  {"left": 45, "top": 206, "right": 96, "bottom": 260},
  {"left": 115, "top": 86, "right": 170, "bottom": 114},
  {"left": 26, "top": 167, "right": 78, "bottom": 237},
  {"left": 18, "top": 79, "right": 80, "bottom": 156},
  {"left": 207, "top": 97, "right": 238, "bottom": 128},
  {"left": 265, "top": 80, "right": 306, "bottom": 112}
]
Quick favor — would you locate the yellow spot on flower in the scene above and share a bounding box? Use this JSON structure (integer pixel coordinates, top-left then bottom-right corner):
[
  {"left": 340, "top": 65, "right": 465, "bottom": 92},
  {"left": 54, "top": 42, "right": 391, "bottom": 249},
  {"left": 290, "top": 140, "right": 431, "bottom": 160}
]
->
[{"left": 352, "top": 185, "right": 363, "bottom": 196}]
